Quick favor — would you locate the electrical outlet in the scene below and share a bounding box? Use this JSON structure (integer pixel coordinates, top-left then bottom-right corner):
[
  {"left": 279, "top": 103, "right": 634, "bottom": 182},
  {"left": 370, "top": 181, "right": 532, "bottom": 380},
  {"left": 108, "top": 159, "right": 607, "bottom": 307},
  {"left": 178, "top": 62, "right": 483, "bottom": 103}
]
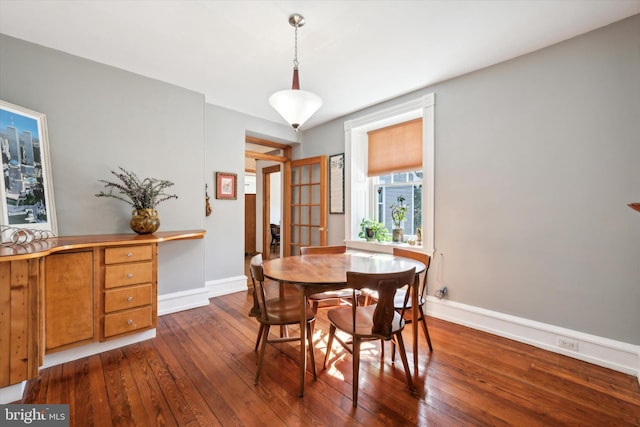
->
[
  {"left": 434, "top": 286, "right": 447, "bottom": 299},
  {"left": 557, "top": 336, "right": 579, "bottom": 351}
]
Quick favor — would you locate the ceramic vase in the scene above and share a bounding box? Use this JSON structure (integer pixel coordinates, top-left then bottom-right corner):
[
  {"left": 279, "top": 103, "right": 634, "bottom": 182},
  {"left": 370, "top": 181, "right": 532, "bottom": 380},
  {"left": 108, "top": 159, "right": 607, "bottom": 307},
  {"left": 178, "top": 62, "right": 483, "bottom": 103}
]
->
[{"left": 130, "top": 208, "right": 160, "bottom": 234}]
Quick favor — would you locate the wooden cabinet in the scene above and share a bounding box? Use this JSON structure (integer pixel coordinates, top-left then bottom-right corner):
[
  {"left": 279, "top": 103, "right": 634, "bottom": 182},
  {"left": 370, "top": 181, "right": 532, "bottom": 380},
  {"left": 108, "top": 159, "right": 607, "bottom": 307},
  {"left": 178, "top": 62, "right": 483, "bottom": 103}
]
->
[
  {"left": 0, "top": 229, "right": 204, "bottom": 390},
  {"left": 44, "top": 251, "right": 95, "bottom": 352},
  {"left": 102, "top": 245, "right": 157, "bottom": 339}
]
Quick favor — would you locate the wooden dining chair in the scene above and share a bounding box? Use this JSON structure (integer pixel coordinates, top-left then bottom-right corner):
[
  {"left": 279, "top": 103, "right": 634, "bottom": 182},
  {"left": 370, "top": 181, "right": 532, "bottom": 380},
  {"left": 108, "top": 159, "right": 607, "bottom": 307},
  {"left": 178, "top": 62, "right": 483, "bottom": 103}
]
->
[
  {"left": 248, "top": 258, "right": 298, "bottom": 351},
  {"left": 301, "top": 245, "right": 360, "bottom": 312},
  {"left": 364, "top": 247, "right": 433, "bottom": 353},
  {"left": 270, "top": 224, "right": 280, "bottom": 251},
  {"left": 248, "top": 253, "right": 317, "bottom": 385},
  {"left": 392, "top": 247, "right": 433, "bottom": 352},
  {"left": 322, "top": 268, "right": 416, "bottom": 407}
]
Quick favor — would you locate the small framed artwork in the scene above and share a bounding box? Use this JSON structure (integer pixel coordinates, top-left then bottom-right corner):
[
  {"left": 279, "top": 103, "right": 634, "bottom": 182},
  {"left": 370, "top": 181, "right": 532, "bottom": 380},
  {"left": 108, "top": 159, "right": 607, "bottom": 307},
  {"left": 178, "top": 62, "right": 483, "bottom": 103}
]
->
[
  {"left": 329, "top": 153, "right": 345, "bottom": 214},
  {"left": 216, "top": 172, "right": 237, "bottom": 200},
  {"left": 0, "top": 100, "right": 58, "bottom": 241}
]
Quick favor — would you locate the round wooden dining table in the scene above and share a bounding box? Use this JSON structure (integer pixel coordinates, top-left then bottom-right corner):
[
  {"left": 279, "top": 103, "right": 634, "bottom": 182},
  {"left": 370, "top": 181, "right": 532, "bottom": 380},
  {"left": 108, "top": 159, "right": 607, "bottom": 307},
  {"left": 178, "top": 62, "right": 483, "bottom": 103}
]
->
[{"left": 262, "top": 250, "right": 426, "bottom": 397}]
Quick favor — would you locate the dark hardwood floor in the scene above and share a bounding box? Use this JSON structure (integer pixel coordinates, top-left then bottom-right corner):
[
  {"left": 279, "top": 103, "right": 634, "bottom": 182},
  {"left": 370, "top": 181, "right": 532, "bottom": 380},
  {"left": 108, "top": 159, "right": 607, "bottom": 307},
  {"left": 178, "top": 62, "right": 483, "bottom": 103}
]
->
[{"left": 21, "top": 279, "right": 640, "bottom": 426}]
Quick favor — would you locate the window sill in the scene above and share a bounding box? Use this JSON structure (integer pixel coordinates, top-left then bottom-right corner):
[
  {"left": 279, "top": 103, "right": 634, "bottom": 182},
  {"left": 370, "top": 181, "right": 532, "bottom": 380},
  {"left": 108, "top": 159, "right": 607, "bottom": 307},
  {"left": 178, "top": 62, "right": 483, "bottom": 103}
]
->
[{"left": 345, "top": 239, "right": 425, "bottom": 254}]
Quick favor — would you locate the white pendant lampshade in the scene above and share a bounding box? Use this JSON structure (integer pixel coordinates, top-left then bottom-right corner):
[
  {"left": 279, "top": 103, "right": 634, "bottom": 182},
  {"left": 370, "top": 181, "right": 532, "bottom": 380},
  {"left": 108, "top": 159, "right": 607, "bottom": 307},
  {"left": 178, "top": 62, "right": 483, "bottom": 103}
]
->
[
  {"left": 269, "top": 88, "right": 323, "bottom": 131},
  {"left": 270, "top": 13, "right": 322, "bottom": 131}
]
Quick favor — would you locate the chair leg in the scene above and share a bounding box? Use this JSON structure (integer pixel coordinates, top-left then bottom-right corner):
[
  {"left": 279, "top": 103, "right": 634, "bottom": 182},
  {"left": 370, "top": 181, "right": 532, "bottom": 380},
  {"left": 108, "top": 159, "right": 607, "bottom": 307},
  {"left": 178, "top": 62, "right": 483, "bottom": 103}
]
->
[
  {"left": 391, "top": 339, "right": 396, "bottom": 362},
  {"left": 306, "top": 322, "right": 317, "bottom": 380},
  {"left": 419, "top": 306, "right": 433, "bottom": 352},
  {"left": 393, "top": 331, "right": 415, "bottom": 391},
  {"left": 352, "top": 337, "right": 361, "bottom": 407},
  {"left": 277, "top": 283, "right": 289, "bottom": 338},
  {"left": 255, "top": 325, "right": 270, "bottom": 385},
  {"left": 323, "top": 324, "right": 336, "bottom": 369},
  {"left": 254, "top": 323, "right": 264, "bottom": 352}
]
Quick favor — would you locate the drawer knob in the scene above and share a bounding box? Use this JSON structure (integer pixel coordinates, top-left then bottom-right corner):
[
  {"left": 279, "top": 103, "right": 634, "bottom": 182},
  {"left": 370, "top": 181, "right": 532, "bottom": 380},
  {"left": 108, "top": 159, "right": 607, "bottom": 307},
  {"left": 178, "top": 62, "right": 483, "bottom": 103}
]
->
[
  {"left": 127, "top": 252, "right": 133, "bottom": 257},
  {"left": 127, "top": 319, "right": 134, "bottom": 325},
  {"left": 127, "top": 273, "right": 134, "bottom": 278},
  {"left": 127, "top": 296, "right": 134, "bottom": 302}
]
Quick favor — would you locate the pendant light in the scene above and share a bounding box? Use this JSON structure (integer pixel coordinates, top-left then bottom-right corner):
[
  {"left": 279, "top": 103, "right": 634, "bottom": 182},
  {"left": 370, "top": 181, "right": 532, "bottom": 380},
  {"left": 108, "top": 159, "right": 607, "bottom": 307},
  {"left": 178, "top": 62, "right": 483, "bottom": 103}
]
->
[{"left": 269, "top": 13, "right": 322, "bottom": 131}]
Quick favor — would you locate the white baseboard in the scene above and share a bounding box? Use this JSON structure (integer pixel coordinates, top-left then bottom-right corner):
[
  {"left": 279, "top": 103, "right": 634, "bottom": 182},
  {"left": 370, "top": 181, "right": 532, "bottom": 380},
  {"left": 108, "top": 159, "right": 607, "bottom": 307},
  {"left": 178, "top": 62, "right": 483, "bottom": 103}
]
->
[
  {"left": 0, "top": 382, "right": 25, "bottom": 404},
  {"left": 157, "top": 276, "right": 247, "bottom": 315},
  {"left": 205, "top": 275, "right": 248, "bottom": 298},
  {"left": 426, "top": 296, "right": 640, "bottom": 382},
  {"left": 158, "top": 287, "right": 210, "bottom": 315}
]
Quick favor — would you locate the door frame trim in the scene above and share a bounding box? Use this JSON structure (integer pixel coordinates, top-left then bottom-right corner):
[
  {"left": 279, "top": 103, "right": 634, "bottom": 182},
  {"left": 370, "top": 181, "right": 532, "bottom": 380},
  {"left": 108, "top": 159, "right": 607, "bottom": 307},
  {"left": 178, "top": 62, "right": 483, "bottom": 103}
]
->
[{"left": 262, "top": 164, "right": 281, "bottom": 257}]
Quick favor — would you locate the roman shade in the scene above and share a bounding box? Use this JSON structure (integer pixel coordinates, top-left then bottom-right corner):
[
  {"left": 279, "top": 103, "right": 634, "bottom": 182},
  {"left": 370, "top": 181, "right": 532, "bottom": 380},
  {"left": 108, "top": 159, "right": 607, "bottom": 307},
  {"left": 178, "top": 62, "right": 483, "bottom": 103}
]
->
[{"left": 367, "top": 118, "right": 423, "bottom": 177}]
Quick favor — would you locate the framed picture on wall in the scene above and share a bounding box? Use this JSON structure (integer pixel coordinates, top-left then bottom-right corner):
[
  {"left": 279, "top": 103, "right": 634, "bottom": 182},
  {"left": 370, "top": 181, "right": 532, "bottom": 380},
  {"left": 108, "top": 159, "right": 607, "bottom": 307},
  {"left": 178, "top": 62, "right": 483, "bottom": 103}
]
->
[
  {"left": 329, "top": 153, "right": 345, "bottom": 214},
  {"left": 216, "top": 171, "right": 237, "bottom": 200},
  {"left": 0, "top": 100, "right": 58, "bottom": 242}
]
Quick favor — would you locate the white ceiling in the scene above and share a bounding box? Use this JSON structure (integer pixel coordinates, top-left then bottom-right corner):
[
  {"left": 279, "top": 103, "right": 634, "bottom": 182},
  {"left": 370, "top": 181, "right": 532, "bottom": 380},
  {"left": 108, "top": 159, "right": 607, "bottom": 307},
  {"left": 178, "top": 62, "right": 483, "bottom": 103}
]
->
[{"left": 1, "top": 0, "right": 639, "bottom": 130}]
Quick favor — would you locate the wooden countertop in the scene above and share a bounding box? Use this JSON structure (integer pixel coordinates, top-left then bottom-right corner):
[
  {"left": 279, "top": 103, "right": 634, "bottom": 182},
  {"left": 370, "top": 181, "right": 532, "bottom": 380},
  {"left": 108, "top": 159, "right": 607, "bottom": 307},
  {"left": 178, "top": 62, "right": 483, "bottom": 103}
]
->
[{"left": 0, "top": 229, "right": 206, "bottom": 261}]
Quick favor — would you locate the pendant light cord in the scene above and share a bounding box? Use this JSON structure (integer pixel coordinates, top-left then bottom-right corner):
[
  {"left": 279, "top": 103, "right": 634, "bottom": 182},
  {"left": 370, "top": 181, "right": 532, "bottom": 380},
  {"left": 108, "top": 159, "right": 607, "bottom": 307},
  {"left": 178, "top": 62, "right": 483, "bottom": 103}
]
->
[{"left": 293, "top": 23, "right": 299, "bottom": 70}]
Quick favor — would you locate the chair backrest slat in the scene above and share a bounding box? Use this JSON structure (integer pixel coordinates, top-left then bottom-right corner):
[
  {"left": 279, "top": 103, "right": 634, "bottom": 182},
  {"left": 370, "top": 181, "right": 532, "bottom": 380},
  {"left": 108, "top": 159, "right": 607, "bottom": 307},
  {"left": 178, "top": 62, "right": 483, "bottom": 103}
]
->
[
  {"left": 346, "top": 268, "right": 415, "bottom": 339},
  {"left": 249, "top": 253, "right": 268, "bottom": 320},
  {"left": 392, "top": 247, "right": 431, "bottom": 299}
]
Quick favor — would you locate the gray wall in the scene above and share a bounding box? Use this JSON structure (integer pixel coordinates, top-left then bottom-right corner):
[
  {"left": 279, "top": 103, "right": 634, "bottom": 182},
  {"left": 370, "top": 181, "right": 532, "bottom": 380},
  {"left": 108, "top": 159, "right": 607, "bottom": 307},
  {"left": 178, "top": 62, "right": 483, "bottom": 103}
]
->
[{"left": 302, "top": 14, "right": 640, "bottom": 344}]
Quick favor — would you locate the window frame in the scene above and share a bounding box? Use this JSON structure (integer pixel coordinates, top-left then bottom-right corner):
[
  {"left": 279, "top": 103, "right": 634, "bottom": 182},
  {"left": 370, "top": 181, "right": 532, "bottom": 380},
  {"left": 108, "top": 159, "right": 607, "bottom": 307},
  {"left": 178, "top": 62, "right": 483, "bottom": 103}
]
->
[{"left": 344, "top": 94, "right": 435, "bottom": 254}]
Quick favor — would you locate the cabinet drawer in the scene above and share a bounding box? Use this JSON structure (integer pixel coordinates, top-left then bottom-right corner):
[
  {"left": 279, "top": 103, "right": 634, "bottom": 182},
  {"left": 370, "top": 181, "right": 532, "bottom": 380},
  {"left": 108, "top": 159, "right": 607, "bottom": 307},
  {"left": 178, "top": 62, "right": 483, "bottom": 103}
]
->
[
  {"left": 104, "top": 306, "right": 152, "bottom": 337},
  {"left": 105, "top": 262, "right": 153, "bottom": 288},
  {"left": 105, "top": 245, "right": 153, "bottom": 264},
  {"left": 104, "top": 284, "right": 152, "bottom": 313}
]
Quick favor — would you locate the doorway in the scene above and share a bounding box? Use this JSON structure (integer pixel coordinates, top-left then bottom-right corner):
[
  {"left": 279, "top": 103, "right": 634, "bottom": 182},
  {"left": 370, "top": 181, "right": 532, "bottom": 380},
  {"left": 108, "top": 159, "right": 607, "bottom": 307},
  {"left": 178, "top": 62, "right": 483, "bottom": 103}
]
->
[{"left": 245, "top": 136, "right": 291, "bottom": 260}]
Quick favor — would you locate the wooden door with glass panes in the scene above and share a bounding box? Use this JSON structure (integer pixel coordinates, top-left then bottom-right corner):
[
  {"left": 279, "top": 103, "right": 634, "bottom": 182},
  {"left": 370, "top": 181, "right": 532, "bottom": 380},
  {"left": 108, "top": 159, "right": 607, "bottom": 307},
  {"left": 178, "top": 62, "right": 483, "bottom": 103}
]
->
[{"left": 283, "top": 156, "right": 327, "bottom": 256}]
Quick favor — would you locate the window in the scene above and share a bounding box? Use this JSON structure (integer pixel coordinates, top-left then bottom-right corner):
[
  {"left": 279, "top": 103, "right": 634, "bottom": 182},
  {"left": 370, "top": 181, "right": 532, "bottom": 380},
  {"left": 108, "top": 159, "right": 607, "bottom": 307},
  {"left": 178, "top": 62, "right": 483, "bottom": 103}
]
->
[
  {"left": 344, "top": 94, "right": 435, "bottom": 253},
  {"left": 374, "top": 171, "right": 422, "bottom": 236}
]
